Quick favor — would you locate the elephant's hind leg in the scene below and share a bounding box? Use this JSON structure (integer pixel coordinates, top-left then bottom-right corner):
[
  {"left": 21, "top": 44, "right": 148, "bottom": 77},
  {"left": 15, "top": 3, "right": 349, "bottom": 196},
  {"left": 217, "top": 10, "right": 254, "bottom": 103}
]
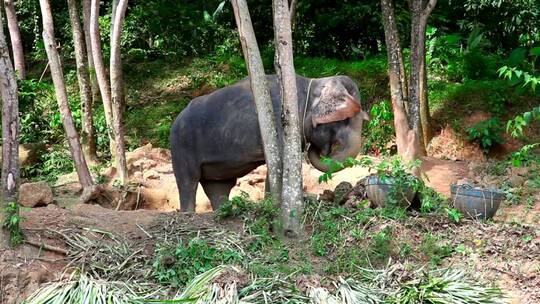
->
[{"left": 201, "top": 179, "right": 237, "bottom": 211}]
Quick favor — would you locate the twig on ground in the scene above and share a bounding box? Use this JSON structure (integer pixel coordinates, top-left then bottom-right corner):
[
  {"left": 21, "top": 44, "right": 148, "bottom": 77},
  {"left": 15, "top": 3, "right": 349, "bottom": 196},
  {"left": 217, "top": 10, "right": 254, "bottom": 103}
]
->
[{"left": 25, "top": 240, "right": 68, "bottom": 255}]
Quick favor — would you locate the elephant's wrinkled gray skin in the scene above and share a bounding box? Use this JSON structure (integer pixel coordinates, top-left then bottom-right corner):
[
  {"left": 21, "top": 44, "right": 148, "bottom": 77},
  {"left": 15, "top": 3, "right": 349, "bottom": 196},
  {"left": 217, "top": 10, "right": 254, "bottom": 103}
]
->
[{"left": 170, "top": 75, "right": 370, "bottom": 212}]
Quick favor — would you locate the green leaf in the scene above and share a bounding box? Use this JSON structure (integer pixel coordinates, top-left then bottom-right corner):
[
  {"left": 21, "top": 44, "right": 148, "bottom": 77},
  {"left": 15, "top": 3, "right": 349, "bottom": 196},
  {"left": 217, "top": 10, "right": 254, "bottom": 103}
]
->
[{"left": 530, "top": 47, "right": 540, "bottom": 56}]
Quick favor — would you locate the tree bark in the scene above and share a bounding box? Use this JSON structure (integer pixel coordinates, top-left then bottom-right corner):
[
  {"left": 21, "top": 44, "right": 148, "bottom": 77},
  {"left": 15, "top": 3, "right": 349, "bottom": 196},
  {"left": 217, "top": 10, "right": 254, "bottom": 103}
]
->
[
  {"left": 82, "top": 0, "right": 101, "bottom": 111},
  {"left": 4, "top": 0, "right": 25, "bottom": 79},
  {"left": 110, "top": 0, "right": 128, "bottom": 184},
  {"left": 0, "top": 7, "right": 19, "bottom": 229},
  {"left": 289, "top": 0, "right": 298, "bottom": 30},
  {"left": 39, "top": 0, "right": 94, "bottom": 189},
  {"left": 380, "top": 0, "right": 411, "bottom": 159},
  {"left": 110, "top": 0, "right": 118, "bottom": 38},
  {"left": 419, "top": 0, "right": 436, "bottom": 149},
  {"left": 90, "top": 0, "right": 116, "bottom": 157},
  {"left": 408, "top": 0, "right": 423, "bottom": 141},
  {"left": 273, "top": 0, "right": 302, "bottom": 237},
  {"left": 408, "top": 0, "right": 436, "bottom": 153},
  {"left": 231, "top": 0, "right": 283, "bottom": 204},
  {"left": 68, "top": 0, "right": 98, "bottom": 164}
]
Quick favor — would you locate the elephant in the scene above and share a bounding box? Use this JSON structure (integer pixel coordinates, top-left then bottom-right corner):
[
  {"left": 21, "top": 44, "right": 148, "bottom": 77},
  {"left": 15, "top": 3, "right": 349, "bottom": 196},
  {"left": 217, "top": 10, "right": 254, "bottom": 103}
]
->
[{"left": 170, "top": 74, "right": 370, "bottom": 212}]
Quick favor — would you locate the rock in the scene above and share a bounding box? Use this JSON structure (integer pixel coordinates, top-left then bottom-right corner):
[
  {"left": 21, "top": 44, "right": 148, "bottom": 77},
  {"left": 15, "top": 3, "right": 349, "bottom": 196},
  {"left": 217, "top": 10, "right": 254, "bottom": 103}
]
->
[
  {"left": 132, "top": 171, "right": 143, "bottom": 181},
  {"left": 333, "top": 181, "right": 353, "bottom": 204},
  {"left": 132, "top": 159, "right": 157, "bottom": 171},
  {"left": 143, "top": 169, "right": 160, "bottom": 180},
  {"left": 319, "top": 190, "right": 334, "bottom": 202},
  {"left": 345, "top": 196, "right": 370, "bottom": 209},
  {"left": 19, "top": 181, "right": 53, "bottom": 207},
  {"left": 508, "top": 174, "right": 526, "bottom": 188}
]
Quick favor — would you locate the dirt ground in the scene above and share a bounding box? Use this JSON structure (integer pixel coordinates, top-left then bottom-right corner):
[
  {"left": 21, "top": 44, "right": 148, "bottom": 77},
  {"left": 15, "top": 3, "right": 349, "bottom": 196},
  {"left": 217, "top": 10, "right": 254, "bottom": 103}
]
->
[{"left": 1, "top": 145, "right": 539, "bottom": 303}]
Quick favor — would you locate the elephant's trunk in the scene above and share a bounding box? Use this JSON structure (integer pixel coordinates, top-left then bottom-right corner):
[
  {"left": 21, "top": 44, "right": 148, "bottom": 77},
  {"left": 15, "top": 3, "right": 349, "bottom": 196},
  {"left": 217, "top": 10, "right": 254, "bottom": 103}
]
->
[{"left": 308, "top": 112, "right": 367, "bottom": 173}]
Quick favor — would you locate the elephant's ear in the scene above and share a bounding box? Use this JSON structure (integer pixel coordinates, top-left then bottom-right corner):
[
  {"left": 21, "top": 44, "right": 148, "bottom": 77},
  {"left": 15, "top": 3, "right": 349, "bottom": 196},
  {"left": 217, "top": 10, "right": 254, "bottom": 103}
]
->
[{"left": 312, "top": 92, "right": 361, "bottom": 127}]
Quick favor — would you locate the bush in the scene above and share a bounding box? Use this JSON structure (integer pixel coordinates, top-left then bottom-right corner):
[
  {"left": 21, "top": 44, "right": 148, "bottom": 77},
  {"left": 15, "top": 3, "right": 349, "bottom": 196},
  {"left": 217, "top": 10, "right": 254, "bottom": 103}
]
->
[
  {"left": 153, "top": 239, "right": 242, "bottom": 288},
  {"left": 362, "top": 100, "right": 395, "bottom": 155},
  {"left": 466, "top": 118, "right": 505, "bottom": 152}
]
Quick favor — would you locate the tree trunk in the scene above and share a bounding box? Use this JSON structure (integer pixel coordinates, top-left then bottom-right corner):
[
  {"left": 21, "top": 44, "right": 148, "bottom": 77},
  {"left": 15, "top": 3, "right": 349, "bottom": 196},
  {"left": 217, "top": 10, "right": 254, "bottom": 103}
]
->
[
  {"left": 380, "top": 0, "right": 412, "bottom": 159},
  {"left": 110, "top": 0, "right": 118, "bottom": 38},
  {"left": 0, "top": 7, "right": 19, "bottom": 230},
  {"left": 110, "top": 0, "right": 128, "bottom": 184},
  {"left": 419, "top": 0, "right": 436, "bottom": 149},
  {"left": 273, "top": 0, "right": 302, "bottom": 237},
  {"left": 82, "top": 0, "right": 100, "bottom": 113},
  {"left": 4, "top": 0, "right": 25, "bottom": 79},
  {"left": 39, "top": 0, "right": 94, "bottom": 190},
  {"left": 408, "top": 0, "right": 423, "bottom": 145},
  {"left": 408, "top": 0, "right": 436, "bottom": 154},
  {"left": 231, "top": 0, "right": 283, "bottom": 204},
  {"left": 68, "top": 0, "right": 98, "bottom": 164},
  {"left": 289, "top": 0, "right": 298, "bottom": 30},
  {"left": 90, "top": 0, "right": 116, "bottom": 157}
]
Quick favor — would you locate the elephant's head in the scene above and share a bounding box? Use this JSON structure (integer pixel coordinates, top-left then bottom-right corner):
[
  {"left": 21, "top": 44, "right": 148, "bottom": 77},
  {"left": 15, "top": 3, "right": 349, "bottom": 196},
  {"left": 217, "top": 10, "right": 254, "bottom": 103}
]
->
[{"left": 305, "top": 76, "right": 370, "bottom": 172}]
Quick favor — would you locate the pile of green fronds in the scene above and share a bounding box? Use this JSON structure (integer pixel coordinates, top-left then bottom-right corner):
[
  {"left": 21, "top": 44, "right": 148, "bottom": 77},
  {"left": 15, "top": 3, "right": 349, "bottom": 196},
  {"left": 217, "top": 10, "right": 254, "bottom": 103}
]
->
[{"left": 24, "top": 265, "right": 505, "bottom": 304}]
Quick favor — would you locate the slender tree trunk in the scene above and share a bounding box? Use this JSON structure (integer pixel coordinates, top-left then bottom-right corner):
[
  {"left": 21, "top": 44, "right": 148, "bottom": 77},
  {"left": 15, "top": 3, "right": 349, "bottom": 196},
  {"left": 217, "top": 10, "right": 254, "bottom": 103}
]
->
[
  {"left": 231, "top": 0, "right": 283, "bottom": 204},
  {"left": 90, "top": 0, "right": 116, "bottom": 157},
  {"left": 408, "top": 0, "right": 426, "bottom": 155},
  {"left": 409, "top": 0, "right": 436, "bottom": 153},
  {"left": 0, "top": 7, "right": 19, "bottom": 229},
  {"left": 418, "top": 0, "right": 436, "bottom": 148},
  {"left": 273, "top": 0, "right": 302, "bottom": 237},
  {"left": 289, "top": 0, "right": 298, "bottom": 30},
  {"left": 39, "top": 0, "right": 94, "bottom": 190},
  {"left": 110, "top": 0, "right": 128, "bottom": 184},
  {"left": 4, "top": 0, "right": 25, "bottom": 79},
  {"left": 110, "top": 0, "right": 118, "bottom": 37},
  {"left": 68, "top": 0, "right": 98, "bottom": 164},
  {"left": 82, "top": 0, "right": 100, "bottom": 113},
  {"left": 380, "top": 0, "right": 411, "bottom": 159}
]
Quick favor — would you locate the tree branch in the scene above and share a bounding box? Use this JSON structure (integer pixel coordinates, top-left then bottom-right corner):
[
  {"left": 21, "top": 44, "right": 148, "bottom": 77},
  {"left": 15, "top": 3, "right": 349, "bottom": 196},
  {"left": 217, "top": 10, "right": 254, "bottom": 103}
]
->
[{"left": 423, "top": 0, "right": 437, "bottom": 16}]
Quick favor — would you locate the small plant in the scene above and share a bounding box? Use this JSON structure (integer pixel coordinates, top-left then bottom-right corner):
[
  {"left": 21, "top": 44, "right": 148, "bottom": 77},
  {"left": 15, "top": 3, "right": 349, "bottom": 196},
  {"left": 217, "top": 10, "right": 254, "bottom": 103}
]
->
[
  {"left": 216, "top": 191, "right": 252, "bottom": 219},
  {"left": 419, "top": 187, "right": 442, "bottom": 213},
  {"left": 3, "top": 202, "right": 24, "bottom": 246},
  {"left": 370, "top": 226, "right": 393, "bottom": 263},
  {"left": 509, "top": 143, "right": 539, "bottom": 167},
  {"left": 362, "top": 100, "right": 395, "bottom": 155},
  {"left": 394, "top": 269, "right": 504, "bottom": 303},
  {"left": 506, "top": 107, "right": 540, "bottom": 138},
  {"left": 153, "top": 238, "right": 242, "bottom": 288},
  {"left": 420, "top": 232, "right": 453, "bottom": 266},
  {"left": 445, "top": 207, "right": 462, "bottom": 223},
  {"left": 466, "top": 118, "right": 505, "bottom": 152}
]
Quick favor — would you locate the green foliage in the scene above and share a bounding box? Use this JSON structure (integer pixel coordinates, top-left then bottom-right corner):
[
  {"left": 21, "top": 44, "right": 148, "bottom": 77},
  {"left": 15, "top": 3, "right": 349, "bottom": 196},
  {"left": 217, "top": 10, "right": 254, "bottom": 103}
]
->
[
  {"left": 428, "top": 27, "right": 499, "bottom": 81},
  {"left": 466, "top": 118, "right": 505, "bottom": 152},
  {"left": 370, "top": 227, "right": 393, "bottom": 263},
  {"left": 499, "top": 66, "right": 540, "bottom": 92},
  {"left": 17, "top": 79, "right": 57, "bottom": 144},
  {"left": 2, "top": 202, "right": 24, "bottom": 246},
  {"left": 419, "top": 186, "right": 446, "bottom": 214},
  {"left": 362, "top": 100, "right": 395, "bottom": 155},
  {"left": 216, "top": 191, "right": 252, "bottom": 219},
  {"left": 153, "top": 239, "right": 242, "bottom": 288},
  {"left": 216, "top": 193, "right": 279, "bottom": 250},
  {"left": 23, "top": 145, "right": 74, "bottom": 183},
  {"left": 394, "top": 269, "right": 504, "bottom": 303},
  {"left": 420, "top": 232, "right": 453, "bottom": 266},
  {"left": 445, "top": 208, "right": 463, "bottom": 224},
  {"left": 463, "top": 0, "right": 540, "bottom": 49},
  {"left": 510, "top": 143, "right": 540, "bottom": 167}
]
